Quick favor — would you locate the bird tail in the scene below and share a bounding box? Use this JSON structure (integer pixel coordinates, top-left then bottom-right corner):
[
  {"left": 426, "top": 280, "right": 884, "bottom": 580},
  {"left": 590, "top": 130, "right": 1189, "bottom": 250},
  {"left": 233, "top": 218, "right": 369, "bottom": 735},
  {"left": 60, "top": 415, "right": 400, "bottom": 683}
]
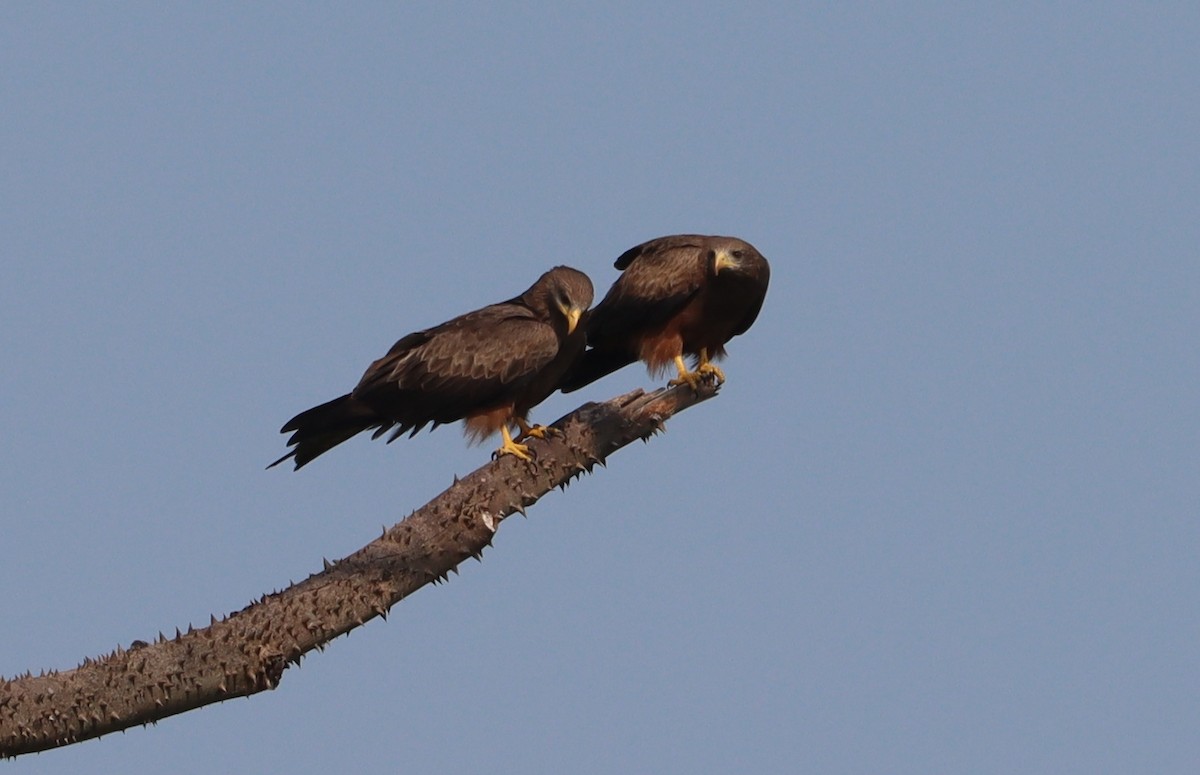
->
[
  {"left": 268, "top": 393, "right": 379, "bottom": 470},
  {"left": 559, "top": 349, "right": 636, "bottom": 393}
]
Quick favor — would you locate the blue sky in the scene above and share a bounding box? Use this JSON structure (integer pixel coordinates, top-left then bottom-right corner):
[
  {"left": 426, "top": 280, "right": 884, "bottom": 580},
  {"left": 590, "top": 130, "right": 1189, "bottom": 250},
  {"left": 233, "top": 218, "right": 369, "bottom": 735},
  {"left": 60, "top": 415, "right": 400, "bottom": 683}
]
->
[{"left": 3, "top": 3, "right": 1198, "bottom": 772}]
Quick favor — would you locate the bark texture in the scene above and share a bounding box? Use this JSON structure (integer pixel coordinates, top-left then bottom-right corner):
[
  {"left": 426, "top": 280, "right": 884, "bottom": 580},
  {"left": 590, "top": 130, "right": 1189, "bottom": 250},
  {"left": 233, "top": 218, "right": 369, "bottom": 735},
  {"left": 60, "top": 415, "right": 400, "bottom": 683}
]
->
[{"left": 0, "top": 383, "right": 717, "bottom": 758}]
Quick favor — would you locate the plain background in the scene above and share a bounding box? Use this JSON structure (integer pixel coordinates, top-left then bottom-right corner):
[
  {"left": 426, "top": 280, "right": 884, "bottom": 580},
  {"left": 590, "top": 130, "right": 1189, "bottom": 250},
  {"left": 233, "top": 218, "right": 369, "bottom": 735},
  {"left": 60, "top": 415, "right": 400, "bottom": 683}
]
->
[{"left": 3, "top": 4, "right": 1197, "bottom": 772}]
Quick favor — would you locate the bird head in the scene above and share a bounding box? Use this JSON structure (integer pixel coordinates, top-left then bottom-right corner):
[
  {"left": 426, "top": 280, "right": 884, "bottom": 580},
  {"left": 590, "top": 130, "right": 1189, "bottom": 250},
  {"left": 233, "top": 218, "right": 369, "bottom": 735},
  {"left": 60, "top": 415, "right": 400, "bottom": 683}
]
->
[
  {"left": 709, "top": 239, "right": 769, "bottom": 286},
  {"left": 542, "top": 266, "right": 593, "bottom": 335}
]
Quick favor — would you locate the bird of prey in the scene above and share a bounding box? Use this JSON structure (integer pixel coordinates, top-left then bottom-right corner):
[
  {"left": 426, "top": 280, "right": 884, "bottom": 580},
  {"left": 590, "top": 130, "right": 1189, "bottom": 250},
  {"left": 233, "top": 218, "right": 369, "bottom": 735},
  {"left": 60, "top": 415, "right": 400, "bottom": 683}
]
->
[
  {"left": 560, "top": 235, "right": 769, "bottom": 392},
  {"left": 270, "top": 266, "right": 594, "bottom": 469}
]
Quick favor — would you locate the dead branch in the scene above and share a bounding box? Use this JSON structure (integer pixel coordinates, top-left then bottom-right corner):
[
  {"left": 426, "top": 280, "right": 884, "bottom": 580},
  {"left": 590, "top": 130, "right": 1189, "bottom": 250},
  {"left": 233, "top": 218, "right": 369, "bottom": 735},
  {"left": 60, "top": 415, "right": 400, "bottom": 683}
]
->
[{"left": 0, "top": 382, "right": 718, "bottom": 758}]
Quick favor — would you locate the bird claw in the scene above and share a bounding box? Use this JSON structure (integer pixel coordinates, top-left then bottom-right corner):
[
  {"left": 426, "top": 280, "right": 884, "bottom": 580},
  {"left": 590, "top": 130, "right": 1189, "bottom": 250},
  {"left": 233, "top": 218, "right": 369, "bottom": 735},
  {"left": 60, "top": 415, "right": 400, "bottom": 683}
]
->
[
  {"left": 668, "top": 370, "right": 703, "bottom": 391},
  {"left": 697, "top": 361, "right": 725, "bottom": 386},
  {"left": 669, "top": 364, "right": 724, "bottom": 391},
  {"left": 669, "top": 350, "right": 726, "bottom": 391},
  {"left": 516, "top": 423, "right": 560, "bottom": 442},
  {"left": 494, "top": 439, "right": 536, "bottom": 462}
]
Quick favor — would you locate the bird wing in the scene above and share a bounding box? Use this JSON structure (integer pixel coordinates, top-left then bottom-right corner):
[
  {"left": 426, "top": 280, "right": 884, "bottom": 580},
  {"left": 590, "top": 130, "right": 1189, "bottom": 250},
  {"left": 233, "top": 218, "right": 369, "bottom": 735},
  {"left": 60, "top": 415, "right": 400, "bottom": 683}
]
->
[
  {"left": 352, "top": 304, "right": 561, "bottom": 432},
  {"left": 588, "top": 236, "right": 709, "bottom": 347}
]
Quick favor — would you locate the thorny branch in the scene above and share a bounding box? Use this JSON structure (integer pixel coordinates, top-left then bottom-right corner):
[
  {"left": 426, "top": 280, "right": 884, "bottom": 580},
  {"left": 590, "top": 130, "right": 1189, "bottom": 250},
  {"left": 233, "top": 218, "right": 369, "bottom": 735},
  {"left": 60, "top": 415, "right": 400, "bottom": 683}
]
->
[{"left": 0, "top": 382, "right": 718, "bottom": 758}]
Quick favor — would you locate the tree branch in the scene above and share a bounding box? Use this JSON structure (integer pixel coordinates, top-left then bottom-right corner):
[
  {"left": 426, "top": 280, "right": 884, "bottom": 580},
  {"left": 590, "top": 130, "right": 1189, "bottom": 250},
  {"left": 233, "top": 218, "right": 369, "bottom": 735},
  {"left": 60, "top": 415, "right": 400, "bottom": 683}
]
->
[{"left": 0, "top": 382, "right": 718, "bottom": 758}]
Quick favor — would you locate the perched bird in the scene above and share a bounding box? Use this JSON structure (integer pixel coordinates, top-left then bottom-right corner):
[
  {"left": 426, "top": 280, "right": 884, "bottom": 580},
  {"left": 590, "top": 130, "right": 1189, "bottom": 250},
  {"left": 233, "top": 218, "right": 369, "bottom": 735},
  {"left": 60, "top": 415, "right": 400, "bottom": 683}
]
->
[
  {"left": 270, "top": 266, "right": 594, "bottom": 469},
  {"left": 560, "top": 235, "right": 769, "bottom": 392}
]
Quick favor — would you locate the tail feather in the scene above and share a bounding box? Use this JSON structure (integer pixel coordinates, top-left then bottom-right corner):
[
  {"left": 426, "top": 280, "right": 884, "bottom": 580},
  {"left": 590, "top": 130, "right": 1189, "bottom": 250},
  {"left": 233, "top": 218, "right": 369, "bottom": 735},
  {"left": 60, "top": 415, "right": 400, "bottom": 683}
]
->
[
  {"left": 559, "top": 349, "right": 637, "bottom": 393},
  {"left": 268, "top": 393, "right": 380, "bottom": 470}
]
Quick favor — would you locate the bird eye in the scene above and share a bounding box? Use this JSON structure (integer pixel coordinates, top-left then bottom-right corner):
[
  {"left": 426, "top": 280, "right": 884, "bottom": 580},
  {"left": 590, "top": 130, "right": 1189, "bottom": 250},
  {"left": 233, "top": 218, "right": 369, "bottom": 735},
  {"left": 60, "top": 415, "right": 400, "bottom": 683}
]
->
[{"left": 731, "top": 250, "right": 743, "bottom": 259}]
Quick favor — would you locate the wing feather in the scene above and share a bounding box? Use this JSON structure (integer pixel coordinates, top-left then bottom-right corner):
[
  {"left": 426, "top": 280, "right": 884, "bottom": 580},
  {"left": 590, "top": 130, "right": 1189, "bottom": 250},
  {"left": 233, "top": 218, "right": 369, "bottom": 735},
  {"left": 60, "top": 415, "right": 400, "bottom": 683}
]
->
[
  {"left": 351, "top": 303, "right": 560, "bottom": 430},
  {"left": 587, "top": 236, "right": 708, "bottom": 348}
]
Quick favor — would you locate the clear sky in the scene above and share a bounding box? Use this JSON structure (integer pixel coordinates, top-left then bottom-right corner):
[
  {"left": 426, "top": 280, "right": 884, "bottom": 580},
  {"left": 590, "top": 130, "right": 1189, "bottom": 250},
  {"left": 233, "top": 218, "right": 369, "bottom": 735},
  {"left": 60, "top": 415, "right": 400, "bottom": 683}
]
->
[{"left": 3, "top": 3, "right": 1198, "bottom": 773}]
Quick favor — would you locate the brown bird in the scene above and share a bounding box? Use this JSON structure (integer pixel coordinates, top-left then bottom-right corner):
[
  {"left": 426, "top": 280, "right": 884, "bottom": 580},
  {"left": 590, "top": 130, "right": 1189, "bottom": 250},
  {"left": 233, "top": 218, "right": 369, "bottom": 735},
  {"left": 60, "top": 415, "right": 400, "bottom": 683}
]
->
[
  {"left": 560, "top": 235, "right": 769, "bottom": 392},
  {"left": 270, "top": 266, "right": 594, "bottom": 470}
]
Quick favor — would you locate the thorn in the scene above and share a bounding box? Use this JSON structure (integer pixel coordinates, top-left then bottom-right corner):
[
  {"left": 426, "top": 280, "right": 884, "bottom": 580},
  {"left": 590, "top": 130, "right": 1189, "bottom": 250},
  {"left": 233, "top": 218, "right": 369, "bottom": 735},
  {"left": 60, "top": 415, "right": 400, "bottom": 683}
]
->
[
  {"left": 323, "top": 557, "right": 334, "bottom": 571},
  {"left": 211, "top": 614, "right": 218, "bottom": 626}
]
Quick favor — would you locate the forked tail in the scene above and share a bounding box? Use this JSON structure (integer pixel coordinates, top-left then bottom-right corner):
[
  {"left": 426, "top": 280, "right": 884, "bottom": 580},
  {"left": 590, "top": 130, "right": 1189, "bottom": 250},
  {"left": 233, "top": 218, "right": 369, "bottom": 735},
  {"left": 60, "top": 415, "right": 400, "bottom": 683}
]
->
[{"left": 268, "top": 393, "right": 379, "bottom": 470}]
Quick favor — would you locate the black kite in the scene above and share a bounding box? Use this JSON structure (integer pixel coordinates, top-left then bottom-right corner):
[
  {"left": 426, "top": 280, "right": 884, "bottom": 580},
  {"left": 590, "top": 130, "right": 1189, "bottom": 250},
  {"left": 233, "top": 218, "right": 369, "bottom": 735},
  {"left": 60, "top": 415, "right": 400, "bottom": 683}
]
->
[
  {"left": 271, "top": 266, "right": 594, "bottom": 469},
  {"left": 560, "top": 235, "right": 769, "bottom": 392}
]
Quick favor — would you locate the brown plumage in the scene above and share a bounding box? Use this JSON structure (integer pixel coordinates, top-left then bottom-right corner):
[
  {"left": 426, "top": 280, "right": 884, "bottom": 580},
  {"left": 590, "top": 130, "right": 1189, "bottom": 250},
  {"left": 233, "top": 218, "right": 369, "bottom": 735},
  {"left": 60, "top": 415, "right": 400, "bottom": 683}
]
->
[
  {"left": 271, "top": 266, "right": 594, "bottom": 469},
  {"left": 560, "top": 235, "right": 769, "bottom": 392}
]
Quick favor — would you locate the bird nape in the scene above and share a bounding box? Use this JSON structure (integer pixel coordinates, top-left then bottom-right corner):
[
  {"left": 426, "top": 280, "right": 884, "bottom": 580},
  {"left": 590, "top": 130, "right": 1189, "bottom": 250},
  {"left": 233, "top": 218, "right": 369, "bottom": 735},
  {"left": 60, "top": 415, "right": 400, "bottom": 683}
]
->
[
  {"left": 270, "top": 265, "right": 594, "bottom": 470},
  {"left": 559, "top": 234, "right": 769, "bottom": 393}
]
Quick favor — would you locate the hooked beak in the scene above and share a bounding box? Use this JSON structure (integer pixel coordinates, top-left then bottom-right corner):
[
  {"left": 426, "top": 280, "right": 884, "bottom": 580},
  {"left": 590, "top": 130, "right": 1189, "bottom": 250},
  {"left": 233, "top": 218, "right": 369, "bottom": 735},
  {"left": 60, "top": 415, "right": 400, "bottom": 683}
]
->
[
  {"left": 563, "top": 305, "right": 583, "bottom": 335},
  {"left": 714, "top": 250, "right": 739, "bottom": 275}
]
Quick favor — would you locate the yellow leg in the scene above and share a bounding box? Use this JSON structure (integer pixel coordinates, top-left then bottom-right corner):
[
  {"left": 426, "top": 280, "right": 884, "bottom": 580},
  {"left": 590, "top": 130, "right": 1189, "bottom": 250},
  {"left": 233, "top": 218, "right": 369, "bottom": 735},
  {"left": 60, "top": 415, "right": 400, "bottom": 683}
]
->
[
  {"left": 494, "top": 424, "right": 534, "bottom": 461},
  {"left": 668, "top": 355, "right": 702, "bottom": 390},
  {"left": 668, "top": 350, "right": 725, "bottom": 390}
]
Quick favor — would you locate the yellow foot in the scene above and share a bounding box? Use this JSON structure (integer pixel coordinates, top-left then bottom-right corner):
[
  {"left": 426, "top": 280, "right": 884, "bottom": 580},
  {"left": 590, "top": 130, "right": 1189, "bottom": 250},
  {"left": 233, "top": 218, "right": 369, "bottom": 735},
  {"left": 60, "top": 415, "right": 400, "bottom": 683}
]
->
[
  {"left": 494, "top": 425, "right": 535, "bottom": 462},
  {"left": 668, "top": 354, "right": 702, "bottom": 389},
  {"left": 668, "top": 352, "right": 724, "bottom": 390},
  {"left": 668, "top": 370, "right": 702, "bottom": 390},
  {"left": 515, "top": 417, "right": 561, "bottom": 442},
  {"left": 697, "top": 360, "right": 725, "bottom": 385}
]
